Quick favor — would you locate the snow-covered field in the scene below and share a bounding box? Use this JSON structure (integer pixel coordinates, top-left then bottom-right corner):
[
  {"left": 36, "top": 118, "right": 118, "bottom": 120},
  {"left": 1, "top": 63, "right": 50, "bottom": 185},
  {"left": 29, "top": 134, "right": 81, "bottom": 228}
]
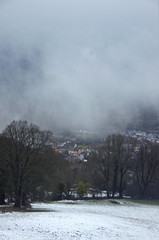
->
[{"left": 0, "top": 200, "right": 159, "bottom": 240}]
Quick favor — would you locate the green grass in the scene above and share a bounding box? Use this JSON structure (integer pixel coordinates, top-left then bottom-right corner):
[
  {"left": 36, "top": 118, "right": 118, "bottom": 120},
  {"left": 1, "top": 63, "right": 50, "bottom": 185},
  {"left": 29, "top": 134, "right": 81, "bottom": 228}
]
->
[
  {"left": 81, "top": 198, "right": 159, "bottom": 206},
  {"left": 128, "top": 199, "right": 159, "bottom": 206}
]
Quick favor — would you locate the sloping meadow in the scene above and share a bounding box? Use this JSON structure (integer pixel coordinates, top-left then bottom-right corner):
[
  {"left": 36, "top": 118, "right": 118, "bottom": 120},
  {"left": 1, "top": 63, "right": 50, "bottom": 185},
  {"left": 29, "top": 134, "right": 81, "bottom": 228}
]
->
[{"left": 0, "top": 200, "right": 159, "bottom": 240}]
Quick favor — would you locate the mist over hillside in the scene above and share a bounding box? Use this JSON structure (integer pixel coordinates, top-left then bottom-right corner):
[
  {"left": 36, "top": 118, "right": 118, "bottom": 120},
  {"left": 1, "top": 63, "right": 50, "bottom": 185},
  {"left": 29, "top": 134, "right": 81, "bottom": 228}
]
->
[{"left": 0, "top": 0, "right": 159, "bottom": 132}]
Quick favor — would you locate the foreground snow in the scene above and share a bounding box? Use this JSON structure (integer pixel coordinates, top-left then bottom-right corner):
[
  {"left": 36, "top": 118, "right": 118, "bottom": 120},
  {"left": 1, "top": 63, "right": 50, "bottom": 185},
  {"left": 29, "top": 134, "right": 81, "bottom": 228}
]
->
[{"left": 0, "top": 200, "right": 159, "bottom": 240}]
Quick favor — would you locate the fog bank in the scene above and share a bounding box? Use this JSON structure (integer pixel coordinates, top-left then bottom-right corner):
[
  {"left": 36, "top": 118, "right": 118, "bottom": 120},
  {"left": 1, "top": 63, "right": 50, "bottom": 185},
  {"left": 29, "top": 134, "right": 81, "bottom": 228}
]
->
[{"left": 0, "top": 0, "right": 159, "bottom": 132}]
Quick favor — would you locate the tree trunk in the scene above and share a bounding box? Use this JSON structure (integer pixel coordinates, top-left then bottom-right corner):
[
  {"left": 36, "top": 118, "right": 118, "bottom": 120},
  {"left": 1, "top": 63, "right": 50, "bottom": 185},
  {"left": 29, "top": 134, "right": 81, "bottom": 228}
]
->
[
  {"left": 0, "top": 188, "right": 5, "bottom": 205},
  {"left": 140, "top": 184, "right": 148, "bottom": 199},
  {"left": 106, "top": 182, "right": 110, "bottom": 198},
  {"left": 107, "top": 190, "right": 110, "bottom": 198},
  {"left": 14, "top": 197, "right": 21, "bottom": 208},
  {"left": 119, "top": 174, "right": 123, "bottom": 199},
  {"left": 112, "top": 170, "right": 118, "bottom": 198},
  {"left": 14, "top": 184, "right": 22, "bottom": 208}
]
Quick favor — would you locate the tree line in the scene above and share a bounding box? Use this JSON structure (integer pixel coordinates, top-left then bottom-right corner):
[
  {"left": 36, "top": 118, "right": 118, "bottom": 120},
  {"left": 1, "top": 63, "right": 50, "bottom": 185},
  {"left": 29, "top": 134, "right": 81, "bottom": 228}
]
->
[
  {"left": 0, "top": 120, "right": 159, "bottom": 208},
  {"left": 87, "top": 134, "right": 159, "bottom": 199}
]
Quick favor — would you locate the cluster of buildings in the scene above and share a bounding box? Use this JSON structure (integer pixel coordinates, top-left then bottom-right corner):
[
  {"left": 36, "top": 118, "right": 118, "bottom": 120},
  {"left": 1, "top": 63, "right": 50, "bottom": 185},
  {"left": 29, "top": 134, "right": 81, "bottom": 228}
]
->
[
  {"left": 45, "top": 128, "right": 159, "bottom": 162},
  {"left": 52, "top": 139, "right": 97, "bottom": 162},
  {"left": 123, "top": 130, "right": 159, "bottom": 143}
]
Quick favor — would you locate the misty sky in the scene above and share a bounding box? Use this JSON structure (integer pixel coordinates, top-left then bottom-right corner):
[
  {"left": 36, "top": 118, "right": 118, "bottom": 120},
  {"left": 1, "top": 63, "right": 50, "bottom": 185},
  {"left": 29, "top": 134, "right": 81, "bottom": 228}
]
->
[{"left": 0, "top": 0, "right": 159, "bottom": 132}]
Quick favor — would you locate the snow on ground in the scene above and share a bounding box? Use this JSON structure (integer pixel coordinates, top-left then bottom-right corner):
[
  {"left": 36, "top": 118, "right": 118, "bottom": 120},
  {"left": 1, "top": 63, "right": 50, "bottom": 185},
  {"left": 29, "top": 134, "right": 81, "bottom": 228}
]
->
[{"left": 0, "top": 200, "right": 159, "bottom": 240}]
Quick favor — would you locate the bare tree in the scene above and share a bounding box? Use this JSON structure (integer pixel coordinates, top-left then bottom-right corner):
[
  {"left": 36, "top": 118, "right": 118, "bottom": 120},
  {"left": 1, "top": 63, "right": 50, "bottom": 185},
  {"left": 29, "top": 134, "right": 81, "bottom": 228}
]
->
[
  {"left": 2, "top": 120, "right": 52, "bottom": 207},
  {"left": 135, "top": 141, "right": 159, "bottom": 199},
  {"left": 90, "top": 134, "right": 135, "bottom": 198},
  {"left": 97, "top": 136, "right": 113, "bottom": 198},
  {"left": 118, "top": 137, "right": 136, "bottom": 198},
  {"left": 110, "top": 134, "right": 125, "bottom": 198},
  {"left": 0, "top": 135, "right": 12, "bottom": 204}
]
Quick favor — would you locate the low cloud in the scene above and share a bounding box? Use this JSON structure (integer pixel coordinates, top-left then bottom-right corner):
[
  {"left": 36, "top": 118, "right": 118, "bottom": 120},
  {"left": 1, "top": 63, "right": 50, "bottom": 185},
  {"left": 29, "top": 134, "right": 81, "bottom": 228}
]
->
[{"left": 0, "top": 0, "right": 159, "bottom": 132}]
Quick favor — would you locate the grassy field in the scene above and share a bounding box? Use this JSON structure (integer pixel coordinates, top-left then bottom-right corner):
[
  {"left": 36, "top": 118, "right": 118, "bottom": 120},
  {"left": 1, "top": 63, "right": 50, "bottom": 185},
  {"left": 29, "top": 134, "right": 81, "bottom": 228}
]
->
[{"left": 0, "top": 200, "right": 159, "bottom": 240}]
